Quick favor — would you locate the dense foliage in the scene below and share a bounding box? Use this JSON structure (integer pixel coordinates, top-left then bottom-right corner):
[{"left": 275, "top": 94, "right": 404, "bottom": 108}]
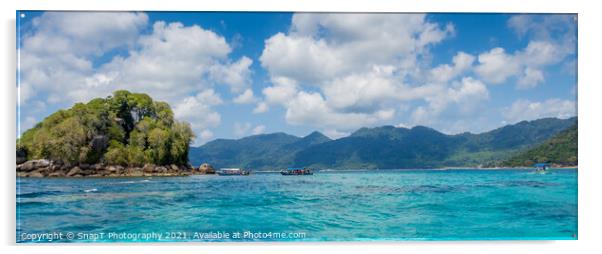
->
[
  {"left": 501, "top": 123, "right": 577, "bottom": 167},
  {"left": 18, "top": 90, "right": 194, "bottom": 166},
  {"left": 190, "top": 117, "right": 576, "bottom": 170}
]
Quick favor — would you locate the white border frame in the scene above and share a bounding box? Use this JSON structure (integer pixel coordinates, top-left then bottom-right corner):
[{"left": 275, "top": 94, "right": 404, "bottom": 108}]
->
[{"left": 2, "top": 1, "right": 600, "bottom": 254}]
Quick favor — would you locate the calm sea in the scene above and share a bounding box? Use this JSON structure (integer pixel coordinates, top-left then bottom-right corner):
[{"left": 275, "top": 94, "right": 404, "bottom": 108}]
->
[{"left": 16, "top": 169, "right": 577, "bottom": 242}]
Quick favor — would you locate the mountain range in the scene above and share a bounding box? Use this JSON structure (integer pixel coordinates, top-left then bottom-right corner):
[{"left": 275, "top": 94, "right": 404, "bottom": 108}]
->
[
  {"left": 189, "top": 117, "right": 577, "bottom": 170},
  {"left": 501, "top": 122, "right": 577, "bottom": 167}
]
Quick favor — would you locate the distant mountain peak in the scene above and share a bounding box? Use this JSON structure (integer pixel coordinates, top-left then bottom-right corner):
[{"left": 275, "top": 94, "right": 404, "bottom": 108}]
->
[
  {"left": 350, "top": 125, "right": 399, "bottom": 137},
  {"left": 304, "top": 131, "right": 330, "bottom": 140},
  {"left": 410, "top": 125, "right": 442, "bottom": 134},
  {"left": 288, "top": 131, "right": 331, "bottom": 148},
  {"left": 241, "top": 132, "right": 297, "bottom": 140}
]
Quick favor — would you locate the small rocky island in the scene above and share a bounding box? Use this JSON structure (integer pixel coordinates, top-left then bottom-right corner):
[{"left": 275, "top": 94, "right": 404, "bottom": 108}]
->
[{"left": 17, "top": 90, "right": 215, "bottom": 178}]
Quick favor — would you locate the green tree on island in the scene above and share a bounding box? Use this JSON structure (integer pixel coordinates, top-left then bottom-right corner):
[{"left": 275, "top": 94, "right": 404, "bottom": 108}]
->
[
  {"left": 17, "top": 90, "right": 194, "bottom": 166},
  {"left": 500, "top": 123, "right": 577, "bottom": 167}
]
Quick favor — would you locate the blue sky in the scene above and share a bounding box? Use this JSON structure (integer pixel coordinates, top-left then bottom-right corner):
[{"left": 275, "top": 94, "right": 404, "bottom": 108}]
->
[{"left": 17, "top": 12, "right": 577, "bottom": 145}]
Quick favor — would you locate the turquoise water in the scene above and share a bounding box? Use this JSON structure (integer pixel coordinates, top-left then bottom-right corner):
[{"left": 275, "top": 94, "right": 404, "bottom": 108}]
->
[{"left": 16, "top": 169, "right": 577, "bottom": 242}]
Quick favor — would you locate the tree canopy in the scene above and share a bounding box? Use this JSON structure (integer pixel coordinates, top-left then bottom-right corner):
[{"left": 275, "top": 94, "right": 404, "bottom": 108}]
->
[
  {"left": 18, "top": 90, "right": 194, "bottom": 166},
  {"left": 501, "top": 123, "right": 577, "bottom": 167}
]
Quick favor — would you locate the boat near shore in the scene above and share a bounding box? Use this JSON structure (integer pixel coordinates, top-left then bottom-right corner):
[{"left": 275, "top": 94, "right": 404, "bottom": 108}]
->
[
  {"left": 534, "top": 163, "right": 551, "bottom": 174},
  {"left": 281, "top": 167, "right": 314, "bottom": 175},
  {"left": 217, "top": 168, "right": 250, "bottom": 176}
]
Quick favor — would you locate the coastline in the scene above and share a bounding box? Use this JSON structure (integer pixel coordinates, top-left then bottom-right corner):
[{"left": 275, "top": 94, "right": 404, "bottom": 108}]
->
[
  {"left": 16, "top": 159, "right": 214, "bottom": 178},
  {"left": 16, "top": 159, "right": 578, "bottom": 178},
  {"left": 320, "top": 166, "right": 579, "bottom": 171}
]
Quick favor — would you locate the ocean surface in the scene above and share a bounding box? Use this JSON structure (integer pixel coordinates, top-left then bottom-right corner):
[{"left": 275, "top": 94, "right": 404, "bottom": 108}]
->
[{"left": 16, "top": 169, "right": 577, "bottom": 242}]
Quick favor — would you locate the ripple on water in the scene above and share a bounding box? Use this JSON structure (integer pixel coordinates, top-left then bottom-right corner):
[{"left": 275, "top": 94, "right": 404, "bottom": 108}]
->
[
  {"left": 409, "top": 184, "right": 457, "bottom": 194},
  {"left": 17, "top": 190, "right": 64, "bottom": 198},
  {"left": 501, "top": 180, "right": 560, "bottom": 188},
  {"left": 16, "top": 200, "right": 49, "bottom": 208}
]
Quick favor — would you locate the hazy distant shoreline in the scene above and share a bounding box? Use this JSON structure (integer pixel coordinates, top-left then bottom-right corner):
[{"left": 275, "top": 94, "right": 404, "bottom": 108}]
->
[
  {"left": 437, "top": 166, "right": 578, "bottom": 171},
  {"left": 322, "top": 167, "right": 578, "bottom": 171}
]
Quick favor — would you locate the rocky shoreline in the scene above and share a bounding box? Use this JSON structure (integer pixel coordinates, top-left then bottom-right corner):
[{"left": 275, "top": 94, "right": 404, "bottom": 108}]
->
[{"left": 16, "top": 159, "right": 216, "bottom": 178}]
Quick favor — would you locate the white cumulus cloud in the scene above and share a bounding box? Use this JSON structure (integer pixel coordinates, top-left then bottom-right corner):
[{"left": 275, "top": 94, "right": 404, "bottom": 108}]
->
[
  {"left": 411, "top": 77, "right": 489, "bottom": 126},
  {"left": 252, "top": 101, "right": 269, "bottom": 114},
  {"left": 233, "top": 122, "right": 266, "bottom": 137},
  {"left": 173, "top": 90, "right": 223, "bottom": 145},
  {"left": 259, "top": 13, "right": 458, "bottom": 133},
  {"left": 209, "top": 56, "right": 253, "bottom": 93},
  {"left": 284, "top": 91, "right": 396, "bottom": 130},
  {"left": 502, "top": 99, "right": 576, "bottom": 123},
  {"left": 518, "top": 67, "right": 545, "bottom": 89},
  {"left": 475, "top": 15, "right": 575, "bottom": 89},
  {"left": 20, "top": 12, "right": 149, "bottom": 104},
  {"left": 233, "top": 89, "right": 256, "bottom": 104},
  {"left": 474, "top": 47, "right": 521, "bottom": 84},
  {"left": 19, "top": 12, "right": 254, "bottom": 144},
  {"left": 252, "top": 125, "right": 266, "bottom": 135},
  {"left": 429, "top": 51, "right": 475, "bottom": 84}
]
